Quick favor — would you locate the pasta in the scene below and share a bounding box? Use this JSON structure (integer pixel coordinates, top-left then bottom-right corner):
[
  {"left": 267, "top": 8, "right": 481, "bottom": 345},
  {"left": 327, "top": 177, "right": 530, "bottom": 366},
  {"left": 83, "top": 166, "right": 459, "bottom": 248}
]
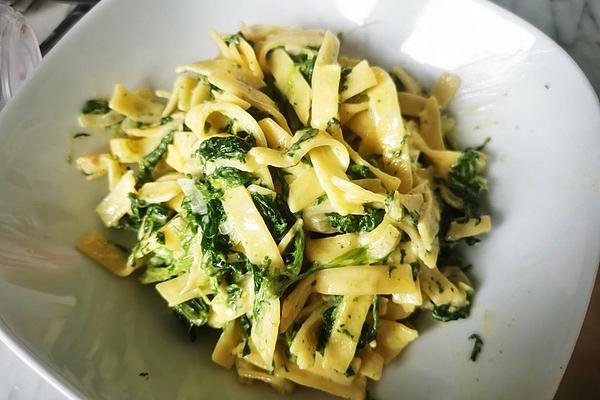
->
[{"left": 73, "top": 26, "right": 492, "bottom": 400}]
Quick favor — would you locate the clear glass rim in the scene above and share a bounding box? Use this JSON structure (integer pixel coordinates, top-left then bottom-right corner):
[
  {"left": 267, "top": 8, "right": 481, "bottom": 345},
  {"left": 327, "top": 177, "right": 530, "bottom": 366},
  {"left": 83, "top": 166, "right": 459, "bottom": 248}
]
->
[{"left": 0, "top": 3, "right": 41, "bottom": 110}]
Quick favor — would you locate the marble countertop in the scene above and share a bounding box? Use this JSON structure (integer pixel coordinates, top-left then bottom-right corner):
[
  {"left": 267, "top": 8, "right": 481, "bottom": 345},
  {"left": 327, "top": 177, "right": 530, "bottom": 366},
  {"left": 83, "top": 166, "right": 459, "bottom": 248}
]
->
[{"left": 0, "top": 0, "right": 599, "bottom": 399}]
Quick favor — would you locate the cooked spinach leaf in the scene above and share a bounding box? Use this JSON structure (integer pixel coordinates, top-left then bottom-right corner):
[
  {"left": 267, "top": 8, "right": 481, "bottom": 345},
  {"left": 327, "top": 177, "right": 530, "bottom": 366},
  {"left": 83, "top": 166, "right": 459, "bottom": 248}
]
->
[
  {"left": 431, "top": 301, "right": 471, "bottom": 322},
  {"left": 358, "top": 296, "right": 379, "bottom": 349},
  {"left": 81, "top": 99, "right": 110, "bottom": 115},
  {"left": 286, "top": 128, "right": 318, "bottom": 157},
  {"left": 137, "top": 131, "right": 174, "bottom": 185},
  {"left": 174, "top": 297, "right": 209, "bottom": 327},
  {"left": 316, "top": 297, "right": 342, "bottom": 354},
  {"left": 289, "top": 48, "right": 318, "bottom": 83},
  {"left": 196, "top": 133, "right": 255, "bottom": 166},
  {"left": 208, "top": 166, "right": 258, "bottom": 191},
  {"left": 326, "top": 207, "right": 384, "bottom": 233},
  {"left": 282, "top": 229, "right": 304, "bottom": 276},
  {"left": 347, "top": 162, "right": 374, "bottom": 180},
  {"left": 251, "top": 192, "right": 295, "bottom": 242},
  {"left": 468, "top": 333, "right": 483, "bottom": 361}
]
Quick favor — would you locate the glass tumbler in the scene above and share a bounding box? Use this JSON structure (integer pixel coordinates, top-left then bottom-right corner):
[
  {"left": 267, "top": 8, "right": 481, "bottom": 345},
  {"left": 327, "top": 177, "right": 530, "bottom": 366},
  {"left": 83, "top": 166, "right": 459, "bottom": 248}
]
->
[{"left": 0, "top": 3, "right": 41, "bottom": 110}]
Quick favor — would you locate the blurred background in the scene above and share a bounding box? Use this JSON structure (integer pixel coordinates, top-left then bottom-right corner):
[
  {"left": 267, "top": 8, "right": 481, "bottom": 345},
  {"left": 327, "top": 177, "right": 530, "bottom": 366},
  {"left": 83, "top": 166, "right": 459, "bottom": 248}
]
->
[{"left": 0, "top": 0, "right": 598, "bottom": 398}]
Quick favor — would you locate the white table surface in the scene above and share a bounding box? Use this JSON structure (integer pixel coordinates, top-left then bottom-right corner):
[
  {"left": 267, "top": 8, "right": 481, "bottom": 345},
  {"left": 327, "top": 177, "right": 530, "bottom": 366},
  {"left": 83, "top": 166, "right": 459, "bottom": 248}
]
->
[{"left": 0, "top": 0, "right": 599, "bottom": 399}]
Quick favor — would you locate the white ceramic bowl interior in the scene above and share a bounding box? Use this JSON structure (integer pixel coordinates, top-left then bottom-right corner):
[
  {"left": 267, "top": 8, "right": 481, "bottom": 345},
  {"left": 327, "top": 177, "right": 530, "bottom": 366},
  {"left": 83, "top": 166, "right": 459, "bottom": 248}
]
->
[{"left": 0, "top": 0, "right": 599, "bottom": 399}]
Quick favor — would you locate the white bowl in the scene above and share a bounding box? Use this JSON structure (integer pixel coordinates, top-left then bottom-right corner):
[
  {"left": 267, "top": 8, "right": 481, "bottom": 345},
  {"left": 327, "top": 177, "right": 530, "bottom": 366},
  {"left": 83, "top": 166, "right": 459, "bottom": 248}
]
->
[{"left": 0, "top": 0, "right": 599, "bottom": 399}]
